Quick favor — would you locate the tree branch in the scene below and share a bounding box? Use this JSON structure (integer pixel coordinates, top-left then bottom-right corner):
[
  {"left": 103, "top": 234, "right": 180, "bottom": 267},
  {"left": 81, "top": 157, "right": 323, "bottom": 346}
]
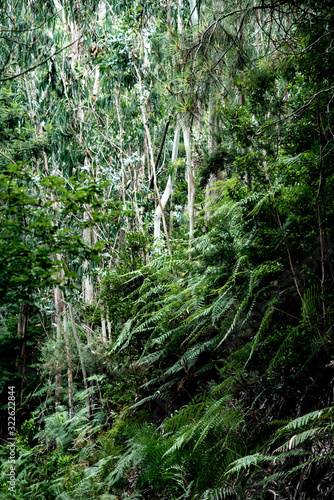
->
[
  {"left": 254, "top": 85, "right": 334, "bottom": 137},
  {"left": 0, "top": 36, "right": 83, "bottom": 81}
]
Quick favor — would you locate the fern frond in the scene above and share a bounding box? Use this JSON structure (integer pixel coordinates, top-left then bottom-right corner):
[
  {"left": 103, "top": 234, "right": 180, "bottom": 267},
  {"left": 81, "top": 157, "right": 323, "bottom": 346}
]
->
[
  {"left": 130, "top": 379, "right": 175, "bottom": 409},
  {"left": 267, "top": 325, "right": 299, "bottom": 374},
  {"left": 301, "top": 285, "right": 321, "bottom": 323},
  {"left": 276, "top": 406, "right": 334, "bottom": 434},
  {"left": 111, "top": 318, "right": 133, "bottom": 352},
  {"left": 226, "top": 453, "right": 273, "bottom": 476},
  {"left": 245, "top": 297, "right": 277, "bottom": 365},
  {"left": 273, "top": 427, "right": 320, "bottom": 453}
]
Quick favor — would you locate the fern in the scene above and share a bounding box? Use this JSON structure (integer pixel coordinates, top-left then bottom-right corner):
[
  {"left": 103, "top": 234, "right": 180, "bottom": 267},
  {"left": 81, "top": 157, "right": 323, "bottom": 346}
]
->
[
  {"left": 110, "top": 318, "right": 133, "bottom": 352},
  {"left": 226, "top": 452, "right": 273, "bottom": 476},
  {"left": 226, "top": 405, "right": 334, "bottom": 493},
  {"left": 275, "top": 406, "right": 334, "bottom": 434},
  {"left": 301, "top": 285, "right": 321, "bottom": 324},
  {"left": 267, "top": 325, "right": 300, "bottom": 374},
  {"left": 273, "top": 427, "right": 320, "bottom": 453},
  {"left": 245, "top": 297, "right": 277, "bottom": 365}
]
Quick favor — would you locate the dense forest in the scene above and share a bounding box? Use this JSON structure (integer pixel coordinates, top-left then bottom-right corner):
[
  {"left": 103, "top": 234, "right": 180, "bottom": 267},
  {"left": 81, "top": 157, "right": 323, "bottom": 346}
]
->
[{"left": 0, "top": 1, "right": 334, "bottom": 498}]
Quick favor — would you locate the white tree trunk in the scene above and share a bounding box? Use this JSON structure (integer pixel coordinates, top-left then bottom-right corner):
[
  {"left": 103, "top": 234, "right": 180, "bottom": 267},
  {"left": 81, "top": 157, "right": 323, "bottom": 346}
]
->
[
  {"left": 82, "top": 213, "right": 94, "bottom": 307},
  {"left": 63, "top": 313, "right": 74, "bottom": 420},
  {"left": 69, "top": 304, "right": 91, "bottom": 419},
  {"left": 188, "top": 0, "right": 199, "bottom": 25},
  {"left": 178, "top": 0, "right": 184, "bottom": 34},
  {"left": 93, "top": 67, "right": 100, "bottom": 97},
  {"left": 53, "top": 252, "right": 65, "bottom": 407},
  {"left": 182, "top": 122, "right": 195, "bottom": 244},
  {"left": 154, "top": 123, "right": 180, "bottom": 241},
  {"left": 134, "top": 62, "right": 172, "bottom": 257},
  {"left": 115, "top": 87, "right": 127, "bottom": 213},
  {"left": 205, "top": 99, "right": 216, "bottom": 221},
  {"left": 101, "top": 315, "right": 107, "bottom": 343}
]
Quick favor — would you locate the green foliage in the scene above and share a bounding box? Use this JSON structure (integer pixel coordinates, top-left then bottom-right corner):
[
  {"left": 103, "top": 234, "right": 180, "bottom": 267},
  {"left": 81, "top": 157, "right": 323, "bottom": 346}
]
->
[
  {"left": 199, "top": 146, "right": 227, "bottom": 188},
  {"left": 226, "top": 405, "right": 334, "bottom": 497}
]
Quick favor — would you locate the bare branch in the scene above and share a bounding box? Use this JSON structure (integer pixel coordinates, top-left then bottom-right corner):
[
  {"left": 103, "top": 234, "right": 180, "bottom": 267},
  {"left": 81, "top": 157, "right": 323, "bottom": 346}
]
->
[
  {"left": 0, "top": 36, "right": 83, "bottom": 81},
  {"left": 254, "top": 85, "right": 334, "bottom": 137}
]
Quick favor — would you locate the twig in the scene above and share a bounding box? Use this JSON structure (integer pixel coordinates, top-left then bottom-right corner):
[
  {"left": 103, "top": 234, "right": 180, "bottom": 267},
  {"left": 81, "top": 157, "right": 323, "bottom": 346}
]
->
[
  {"left": 0, "top": 36, "right": 83, "bottom": 81},
  {"left": 254, "top": 85, "right": 334, "bottom": 137}
]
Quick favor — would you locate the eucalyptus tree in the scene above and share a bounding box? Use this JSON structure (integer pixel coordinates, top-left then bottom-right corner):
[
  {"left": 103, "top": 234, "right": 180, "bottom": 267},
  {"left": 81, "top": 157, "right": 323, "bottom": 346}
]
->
[{"left": 0, "top": 0, "right": 117, "bottom": 415}]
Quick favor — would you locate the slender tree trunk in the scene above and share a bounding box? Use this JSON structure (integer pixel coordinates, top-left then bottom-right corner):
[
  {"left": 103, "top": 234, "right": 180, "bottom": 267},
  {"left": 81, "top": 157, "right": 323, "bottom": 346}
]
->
[
  {"left": 69, "top": 304, "right": 91, "bottom": 419},
  {"left": 92, "top": 0, "right": 105, "bottom": 97},
  {"left": 205, "top": 99, "right": 216, "bottom": 221},
  {"left": 115, "top": 87, "right": 127, "bottom": 213},
  {"left": 264, "top": 168, "right": 302, "bottom": 301},
  {"left": 316, "top": 112, "right": 327, "bottom": 329},
  {"left": 93, "top": 66, "right": 100, "bottom": 97},
  {"left": 188, "top": 0, "right": 199, "bottom": 25},
  {"left": 82, "top": 207, "right": 94, "bottom": 342},
  {"left": 50, "top": 146, "right": 64, "bottom": 407},
  {"left": 167, "top": 0, "right": 172, "bottom": 30},
  {"left": 101, "top": 315, "right": 107, "bottom": 343},
  {"left": 177, "top": 0, "right": 184, "bottom": 34},
  {"left": 182, "top": 122, "right": 195, "bottom": 244},
  {"left": 17, "top": 303, "right": 28, "bottom": 337},
  {"left": 154, "top": 122, "right": 180, "bottom": 241},
  {"left": 82, "top": 217, "right": 94, "bottom": 306},
  {"left": 54, "top": 277, "right": 64, "bottom": 407},
  {"left": 107, "top": 317, "right": 112, "bottom": 341},
  {"left": 63, "top": 313, "right": 74, "bottom": 420},
  {"left": 46, "top": 146, "right": 64, "bottom": 407},
  {"left": 17, "top": 303, "right": 28, "bottom": 405},
  {"left": 134, "top": 63, "right": 173, "bottom": 257}
]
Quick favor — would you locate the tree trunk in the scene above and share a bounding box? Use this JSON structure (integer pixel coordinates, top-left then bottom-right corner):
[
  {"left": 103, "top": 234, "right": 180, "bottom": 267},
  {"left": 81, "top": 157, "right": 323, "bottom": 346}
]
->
[
  {"left": 154, "top": 122, "right": 180, "bottom": 241},
  {"left": 134, "top": 63, "right": 173, "bottom": 257},
  {"left": 17, "top": 303, "right": 29, "bottom": 405},
  {"left": 101, "top": 315, "right": 107, "bottom": 343},
  {"left": 69, "top": 304, "right": 91, "bottom": 419},
  {"left": 182, "top": 122, "right": 195, "bottom": 244},
  {"left": 188, "top": 0, "right": 199, "bottom": 25},
  {"left": 115, "top": 87, "right": 127, "bottom": 213},
  {"left": 82, "top": 222, "right": 94, "bottom": 306},
  {"left": 63, "top": 313, "right": 74, "bottom": 420},
  {"left": 178, "top": 0, "right": 184, "bottom": 34},
  {"left": 205, "top": 99, "right": 216, "bottom": 221},
  {"left": 82, "top": 210, "right": 94, "bottom": 341},
  {"left": 54, "top": 277, "right": 64, "bottom": 407},
  {"left": 167, "top": 0, "right": 172, "bottom": 30}
]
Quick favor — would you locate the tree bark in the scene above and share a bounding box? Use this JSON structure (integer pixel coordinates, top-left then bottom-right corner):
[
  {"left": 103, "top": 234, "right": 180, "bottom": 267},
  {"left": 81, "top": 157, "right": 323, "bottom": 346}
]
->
[
  {"left": 178, "top": 0, "right": 184, "bottom": 34},
  {"left": 17, "top": 303, "right": 29, "bottom": 405},
  {"left": 63, "top": 313, "right": 74, "bottom": 420},
  {"left": 101, "top": 315, "right": 107, "bottom": 343},
  {"left": 134, "top": 63, "right": 173, "bottom": 257},
  {"left": 115, "top": 86, "right": 127, "bottom": 214},
  {"left": 54, "top": 277, "right": 64, "bottom": 407},
  {"left": 69, "top": 303, "right": 91, "bottom": 419},
  {"left": 167, "top": 0, "right": 172, "bottom": 30},
  {"left": 188, "top": 0, "right": 199, "bottom": 25},
  {"left": 154, "top": 122, "right": 180, "bottom": 241},
  {"left": 182, "top": 122, "right": 195, "bottom": 245},
  {"left": 205, "top": 99, "right": 216, "bottom": 221},
  {"left": 82, "top": 215, "right": 94, "bottom": 307}
]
